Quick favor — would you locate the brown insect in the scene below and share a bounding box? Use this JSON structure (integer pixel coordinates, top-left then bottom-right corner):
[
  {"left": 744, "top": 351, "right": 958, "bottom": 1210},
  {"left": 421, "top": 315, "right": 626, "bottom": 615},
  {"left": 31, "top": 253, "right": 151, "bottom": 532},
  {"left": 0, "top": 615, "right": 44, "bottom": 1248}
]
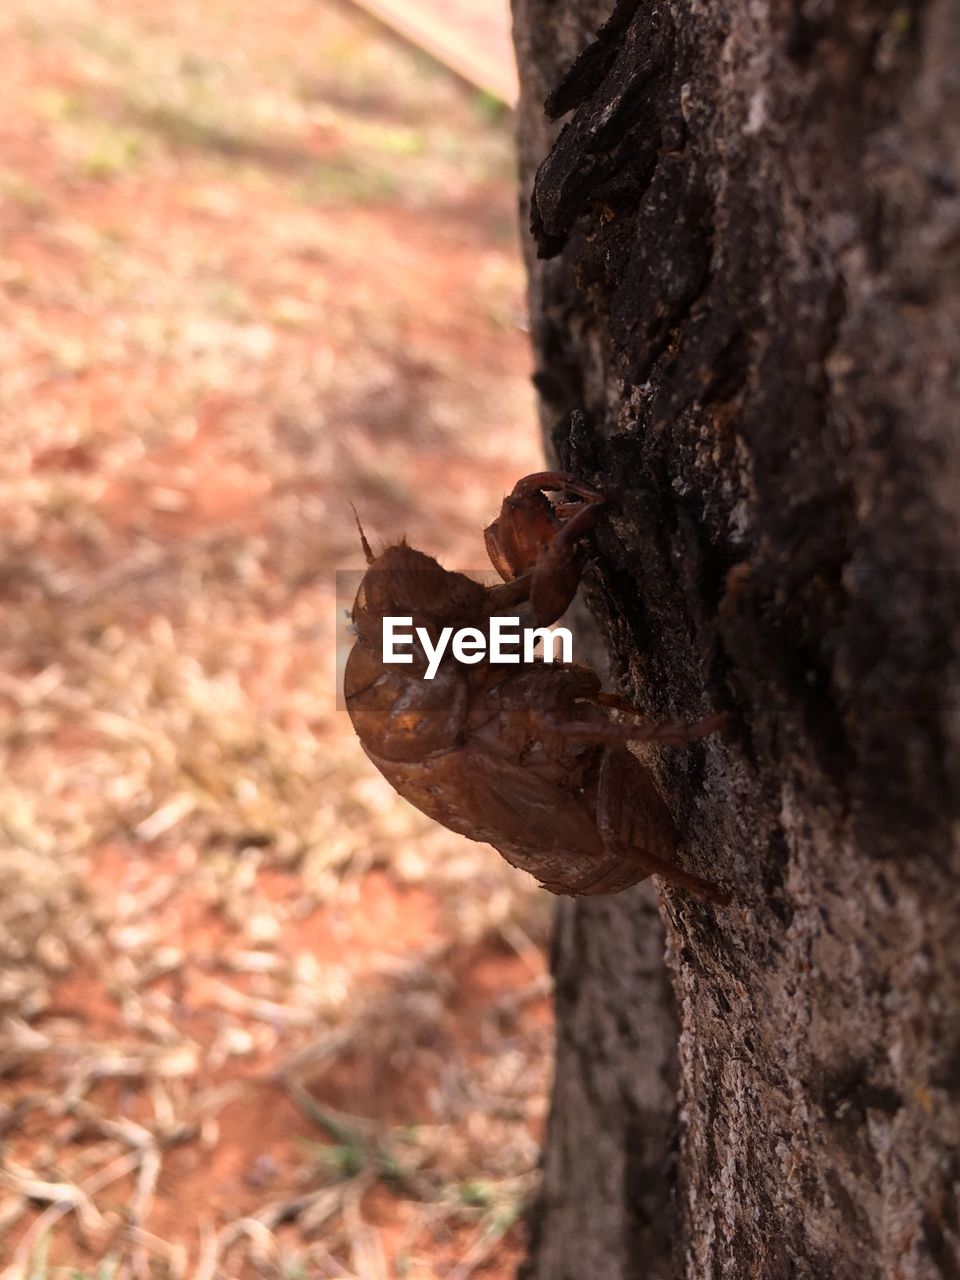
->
[{"left": 345, "top": 472, "right": 729, "bottom": 903}]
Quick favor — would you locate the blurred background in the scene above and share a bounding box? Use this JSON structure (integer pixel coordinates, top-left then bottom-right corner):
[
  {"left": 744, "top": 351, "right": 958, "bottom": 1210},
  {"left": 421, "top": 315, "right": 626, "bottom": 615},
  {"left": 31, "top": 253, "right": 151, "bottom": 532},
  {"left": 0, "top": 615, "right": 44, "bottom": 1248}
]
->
[{"left": 0, "top": 0, "right": 552, "bottom": 1275}]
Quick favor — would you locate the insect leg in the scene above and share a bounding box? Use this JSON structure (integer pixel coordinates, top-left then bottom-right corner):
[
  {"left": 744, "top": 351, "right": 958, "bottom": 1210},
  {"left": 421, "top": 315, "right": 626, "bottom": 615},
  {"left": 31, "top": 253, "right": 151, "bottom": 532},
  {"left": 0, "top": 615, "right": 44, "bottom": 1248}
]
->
[
  {"left": 484, "top": 573, "right": 533, "bottom": 614},
  {"left": 553, "top": 501, "right": 589, "bottom": 519},
  {"left": 618, "top": 841, "right": 731, "bottom": 903},
  {"left": 593, "top": 694, "right": 731, "bottom": 730},
  {"left": 508, "top": 471, "right": 606, "bottom": 504},
  {"left": 594, "top": 691, "right": 649, "bottom": 716},
  {"left": 525, "top": 498, "right": 608, "bottom": 626},
  {"left": 538, "top": 710, "right": 728, "bottom": 747},
  {"left": 597, "top": 750, "right": 730, "bottom": 905},
  {"left": 538, "top": 494, "right": 605, "bottom": 557}
]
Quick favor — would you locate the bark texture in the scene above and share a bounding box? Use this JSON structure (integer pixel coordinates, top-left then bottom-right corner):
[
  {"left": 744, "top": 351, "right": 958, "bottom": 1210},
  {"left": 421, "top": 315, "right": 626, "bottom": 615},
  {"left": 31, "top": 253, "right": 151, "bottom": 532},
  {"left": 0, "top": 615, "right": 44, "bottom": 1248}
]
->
[{"left": 510, "top": 1, "right": 960, "bottom": 1277}]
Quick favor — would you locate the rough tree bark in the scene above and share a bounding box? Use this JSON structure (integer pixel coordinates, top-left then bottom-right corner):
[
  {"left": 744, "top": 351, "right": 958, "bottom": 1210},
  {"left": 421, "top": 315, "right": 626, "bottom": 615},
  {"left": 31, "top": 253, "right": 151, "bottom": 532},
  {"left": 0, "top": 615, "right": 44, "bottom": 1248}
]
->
[{"left": 510, "top": 2, "right": 960, "bottom": 1277}]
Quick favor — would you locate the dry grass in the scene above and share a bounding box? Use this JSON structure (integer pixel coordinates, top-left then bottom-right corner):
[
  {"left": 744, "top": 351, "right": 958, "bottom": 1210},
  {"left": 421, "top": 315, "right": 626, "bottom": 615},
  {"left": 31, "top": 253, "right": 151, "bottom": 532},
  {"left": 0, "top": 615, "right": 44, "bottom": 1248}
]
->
[{"left": 0, "top": 0, "right": 550, "bottom": 1274}]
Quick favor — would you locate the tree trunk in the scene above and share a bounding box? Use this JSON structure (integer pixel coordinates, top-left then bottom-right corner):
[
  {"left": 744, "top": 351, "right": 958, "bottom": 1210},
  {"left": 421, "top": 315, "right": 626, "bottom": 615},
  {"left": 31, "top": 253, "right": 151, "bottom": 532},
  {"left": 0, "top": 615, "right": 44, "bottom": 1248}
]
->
[{"left": 510, "top": 2, "right": 960, "bottom": 1277}]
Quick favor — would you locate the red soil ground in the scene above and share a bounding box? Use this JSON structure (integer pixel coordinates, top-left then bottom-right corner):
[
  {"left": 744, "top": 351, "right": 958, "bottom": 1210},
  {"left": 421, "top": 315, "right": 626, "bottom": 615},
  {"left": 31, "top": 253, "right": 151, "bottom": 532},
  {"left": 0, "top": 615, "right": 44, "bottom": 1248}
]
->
[{"left": 0, "top": 0, "right": 551, "bottom": 1275}]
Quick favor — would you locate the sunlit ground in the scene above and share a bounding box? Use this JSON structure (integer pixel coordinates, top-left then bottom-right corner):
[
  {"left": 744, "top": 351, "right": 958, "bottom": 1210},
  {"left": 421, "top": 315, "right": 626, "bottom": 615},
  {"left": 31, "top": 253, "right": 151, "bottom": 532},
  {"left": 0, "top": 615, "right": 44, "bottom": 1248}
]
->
[{"left": 0, "top": 0, "right": 550, "bottom": 1274}]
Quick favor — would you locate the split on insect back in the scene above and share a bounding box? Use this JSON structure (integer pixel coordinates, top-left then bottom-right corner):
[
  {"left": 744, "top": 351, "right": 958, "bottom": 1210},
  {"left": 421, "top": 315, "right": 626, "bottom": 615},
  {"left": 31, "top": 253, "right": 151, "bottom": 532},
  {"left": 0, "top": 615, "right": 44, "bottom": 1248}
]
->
[{"left": 342, "top": 472, "right": 730, "bottom": 905}]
